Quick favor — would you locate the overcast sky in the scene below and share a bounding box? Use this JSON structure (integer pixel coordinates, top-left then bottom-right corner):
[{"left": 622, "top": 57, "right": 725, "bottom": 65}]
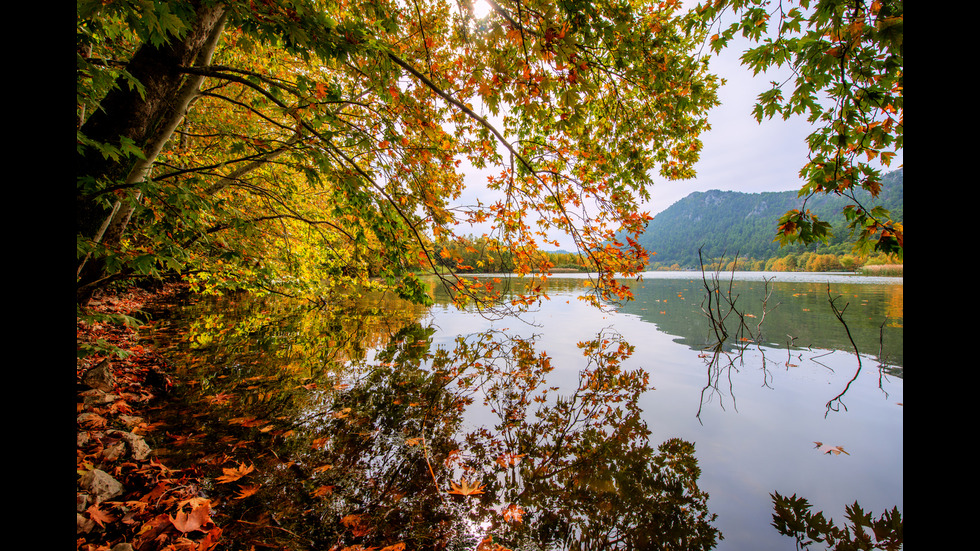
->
[{"left": 643, "top": 37, "right": 813, "bottom": 218}]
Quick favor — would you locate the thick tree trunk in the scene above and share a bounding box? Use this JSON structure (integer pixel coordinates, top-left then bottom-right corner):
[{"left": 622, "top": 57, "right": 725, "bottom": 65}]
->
[{"left": 76, "top": 2, "right": 227, "bottom": 305}]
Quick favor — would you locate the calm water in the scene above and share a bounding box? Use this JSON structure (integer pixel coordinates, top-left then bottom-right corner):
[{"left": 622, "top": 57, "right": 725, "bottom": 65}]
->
[{"left": 149, "top": 271, "right": 903, "bottom": 550}]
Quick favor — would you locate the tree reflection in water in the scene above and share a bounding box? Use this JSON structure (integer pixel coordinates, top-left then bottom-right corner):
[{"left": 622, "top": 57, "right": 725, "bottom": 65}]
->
[{"left": 151, "top": 293, "right": 720, "bottom": 550}]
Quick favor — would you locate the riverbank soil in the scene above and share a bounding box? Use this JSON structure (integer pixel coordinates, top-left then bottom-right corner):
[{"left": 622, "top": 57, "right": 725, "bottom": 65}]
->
[{"left": 76, "top": 284, "right": 223, "bottom": 551}]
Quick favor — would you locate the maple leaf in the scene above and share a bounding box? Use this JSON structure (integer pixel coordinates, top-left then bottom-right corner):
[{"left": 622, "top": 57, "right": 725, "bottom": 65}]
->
[
  {"left": 170, "top": 499, "right": 214, "bottom": 533},
  {"left": 86, "top": 503, "right": 116, "bottom": 528},
  {"left": 216, "top": 462, "right": 255, "bottom": 484},
  {"left": 502, "top": 503, "right": 525, "bottom": 523},
  {"left": 448, "top": 477, "right": 485, "bottom": 496},
  {"left": 495, "top": 453, "right": 526, "bottom": 468},
  {"left": 340, "top": 513, "right": 371, "bottom": 536},
  {"left": 315, "top": 81, "right": 328, "bottom": 99},
  {"left": 234, "top": 484, "right": 261, "bottom": 499}
]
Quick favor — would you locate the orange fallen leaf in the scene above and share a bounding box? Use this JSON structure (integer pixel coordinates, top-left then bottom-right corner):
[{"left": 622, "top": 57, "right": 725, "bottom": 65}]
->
[
  {"left": 86, "top": 503, "right": 116, "bottom": 528},
  {"left": 216, "top": 462, "right": 255, "bottom": 484},
  {"left": 448, "top": 477, "right": 485, "bottom": 496},
  {"left": 234, "top": 484, "right": 261, "bottom": 499},
  {"left": 813, "top": 441, "right": 850, "bottom": 455},
  {"left": 170, "top": 499, "right": 214, "bottom": 533}
]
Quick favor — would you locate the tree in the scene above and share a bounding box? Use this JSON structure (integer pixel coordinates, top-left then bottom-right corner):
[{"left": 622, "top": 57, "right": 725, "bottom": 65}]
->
[
  {"left": 693, "top": 0, "right": 903, "bottom": 258},
  {"left": 77, "top": 0, "right": 721, "bottom": 310},
  {"left": 77, "top": 0, "right": 903, "bottom": 311}
]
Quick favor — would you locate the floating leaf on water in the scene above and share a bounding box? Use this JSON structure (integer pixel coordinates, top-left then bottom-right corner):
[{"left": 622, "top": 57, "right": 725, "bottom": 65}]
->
[
  {"left": 813, "top": 441, "right": 850, "bottom": 455},
  {"left": 448, "top": 477, "right": 485, "bottom": 496}
]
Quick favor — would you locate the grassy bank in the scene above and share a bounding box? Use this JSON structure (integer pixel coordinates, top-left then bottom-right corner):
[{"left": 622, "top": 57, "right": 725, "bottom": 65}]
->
[{"left": 859, "top": 264, "right": 903, "bottom": 276}]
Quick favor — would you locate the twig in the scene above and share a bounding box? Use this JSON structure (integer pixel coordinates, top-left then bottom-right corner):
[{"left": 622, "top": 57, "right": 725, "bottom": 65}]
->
[{"left": 824, "top": 284, "right": 862, "bottom": 416}]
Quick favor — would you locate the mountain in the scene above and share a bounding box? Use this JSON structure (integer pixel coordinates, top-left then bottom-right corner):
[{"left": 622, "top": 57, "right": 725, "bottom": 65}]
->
[{"left": 636, "top": 168, "right": 903, "bottom": 268}]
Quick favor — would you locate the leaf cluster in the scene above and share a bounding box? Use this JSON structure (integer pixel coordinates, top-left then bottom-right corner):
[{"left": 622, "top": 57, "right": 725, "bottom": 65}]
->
[
  {"left": 771, "top": 492, "right": 903, "bottom": 550},
  {"left": 76, "top": 0, "right": 726, "bottom": 309},
  {"left": 693, "top": 0, "right": 903, "bottom": 257}
]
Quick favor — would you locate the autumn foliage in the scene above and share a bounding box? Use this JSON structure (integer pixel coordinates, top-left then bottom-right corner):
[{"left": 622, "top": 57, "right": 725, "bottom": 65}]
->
[{"left": 76, "top": 0, "right": 726, "bottom": 312}]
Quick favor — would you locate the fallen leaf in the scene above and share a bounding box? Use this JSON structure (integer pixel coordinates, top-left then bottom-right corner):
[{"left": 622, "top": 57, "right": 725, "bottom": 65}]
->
[
  {"left": 216, "top": 462, "right": 255, "bottom": 484},
  {"left": 206, "top": 393, "right": 233, "bottom": 405},
  {"left": 340, "top": 513, "right": 370, "bottom": 536},
  {"left": 86, "top": 503, "right": 116, "bottom": 528},
  {"left": 234, "top": 485, "right": 261, "bottom": 499},
  {"left": 170, "top": 499, "right": 213, "bottom": 533},
  {"left": 448, "top": 477, "right": 485, "bottom": 496},
  {"left": 814, "top": 442, "right": 850, "bottom": 455}
]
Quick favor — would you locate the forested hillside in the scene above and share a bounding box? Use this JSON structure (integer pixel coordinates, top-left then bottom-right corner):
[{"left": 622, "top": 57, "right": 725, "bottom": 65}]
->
[{"left": 640, "top": 168, "right": 903, "bottom": 269}]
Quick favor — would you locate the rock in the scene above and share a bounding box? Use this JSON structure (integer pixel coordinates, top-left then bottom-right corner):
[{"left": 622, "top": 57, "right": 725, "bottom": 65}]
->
[
  {"left": 81, "top": 389, "right": 118, "bottom": 407},
  {"left": 77, "top": 431, "right": 95, "bottom": 447},
  {"left": 119, "top": 415, "right": 144, "bottom": 428},
  {"left": 77, "top": 512, "right": 95, "bottom": 534},
  {"left": 82, "top": 359, "right": 116, "bottom": 392},
  {"left": 77, "top": 412, "right": 108, "bottom": 429},
  {"left": 103, "top": 440, "right": 128, "bottom": 461},
  {"left": 108, "top": 430, "right": 152, "bottom": 461},
  {"left": 79, "top": 468, "right": 123, "bottom": 502},
  {"left": 77, "top": 492, "right": 90, "bottom": 513}
]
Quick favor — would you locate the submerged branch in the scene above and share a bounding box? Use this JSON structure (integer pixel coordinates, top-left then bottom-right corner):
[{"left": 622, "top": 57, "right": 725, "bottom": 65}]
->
[{"left": 824, "top": 284, "right": 862, "bottom": 416}]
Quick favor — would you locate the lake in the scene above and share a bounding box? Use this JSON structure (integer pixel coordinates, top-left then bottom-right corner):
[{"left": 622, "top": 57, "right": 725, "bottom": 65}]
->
[{"left": 147, "top": 270, "right": 903, "bottom": 550}]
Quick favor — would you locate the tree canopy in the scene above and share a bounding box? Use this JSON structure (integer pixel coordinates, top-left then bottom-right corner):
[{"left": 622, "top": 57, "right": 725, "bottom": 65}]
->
[
  {"left": 695, "top": 0, "right": 903, "bottom": 255},
  {"left": 76, "top": 0, "right": 902, "bottom": 310}
]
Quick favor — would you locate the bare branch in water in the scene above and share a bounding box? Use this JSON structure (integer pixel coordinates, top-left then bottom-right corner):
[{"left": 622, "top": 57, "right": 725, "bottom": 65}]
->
[{"left": 824, "top": 284, "right": 862, "bottom": 416}]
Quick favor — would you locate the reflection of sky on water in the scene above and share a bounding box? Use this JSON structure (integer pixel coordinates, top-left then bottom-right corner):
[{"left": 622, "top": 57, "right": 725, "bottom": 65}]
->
[{"left": 424, "top": 273, "right": 903, "bottom": 551}]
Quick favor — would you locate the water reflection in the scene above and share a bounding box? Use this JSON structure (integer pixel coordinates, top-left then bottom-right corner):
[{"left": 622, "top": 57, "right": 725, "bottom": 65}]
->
[
  {"left": 431, "top": 273, "right": 903, "bottom": 369},
  {"left": 149, "top": 290, "right": 721, "bottom": 550}
]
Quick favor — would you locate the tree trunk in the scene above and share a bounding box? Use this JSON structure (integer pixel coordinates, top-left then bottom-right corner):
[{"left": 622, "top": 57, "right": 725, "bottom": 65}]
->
[{"left": 76, "top": 1, "right": 227, "bottom": 305}]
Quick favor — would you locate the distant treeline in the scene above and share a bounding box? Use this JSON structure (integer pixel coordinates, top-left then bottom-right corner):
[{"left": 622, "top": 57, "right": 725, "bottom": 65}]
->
[
  {"left": 665, "top": 250, "right": 902, "bottom": 275},
  {"left": 432, "top": 235, "right": 590, "bottom": 274}
]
